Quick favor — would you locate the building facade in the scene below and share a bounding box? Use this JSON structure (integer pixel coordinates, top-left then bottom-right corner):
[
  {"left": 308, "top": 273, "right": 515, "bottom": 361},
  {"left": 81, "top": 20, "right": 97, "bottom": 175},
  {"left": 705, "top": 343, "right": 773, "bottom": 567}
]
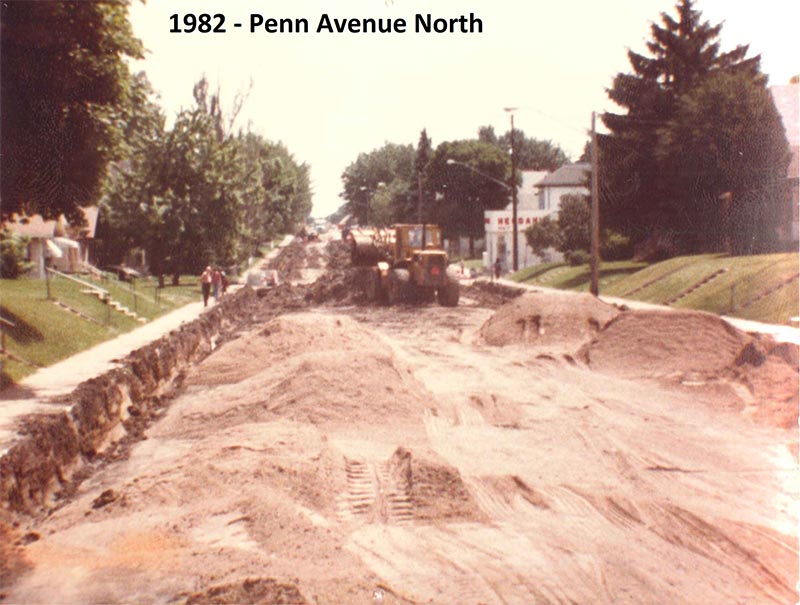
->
[{"left": 484, "top": 164, "right": 590, "bottom": 272}]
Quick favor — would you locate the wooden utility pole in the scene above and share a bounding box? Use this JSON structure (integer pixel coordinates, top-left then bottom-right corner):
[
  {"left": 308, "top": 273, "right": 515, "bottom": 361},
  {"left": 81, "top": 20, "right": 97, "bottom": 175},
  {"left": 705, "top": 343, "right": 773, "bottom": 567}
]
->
[
  {"left": 508, "top": 111, "right": 519, "bottom": 272},
  {"left": 590, "top": 112, "right": 600, "bottom": 297}
]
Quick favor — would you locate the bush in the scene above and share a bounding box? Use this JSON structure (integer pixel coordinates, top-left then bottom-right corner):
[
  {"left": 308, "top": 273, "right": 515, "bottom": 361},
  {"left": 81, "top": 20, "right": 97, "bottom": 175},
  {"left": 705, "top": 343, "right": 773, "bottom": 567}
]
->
[
  {"left": 0, "top": 228, "right": 32, "bottom": 278},
  {"left": 564, "top": 249, "right": 590, "bottom": 266},
  {"left": 601, "top": 229, "right": 633, "bottom": 261}
]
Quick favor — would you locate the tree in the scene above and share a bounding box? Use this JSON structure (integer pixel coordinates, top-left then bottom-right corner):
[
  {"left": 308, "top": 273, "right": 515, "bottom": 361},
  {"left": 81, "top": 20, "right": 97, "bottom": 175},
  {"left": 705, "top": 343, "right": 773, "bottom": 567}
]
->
[
  {"left": 558, "top": 194, "right": 591, "bottom": 253},
  {"left": 1, "top": 1, "right": 143, "bottom": 223},
  {"left": 657, "top": 71, "right": 789, "bottom": 253},
  {"left": 414, "top": 129, "right": 433, "bottom": 223},
  {"left": 601, "top": 0, "right": 768, "bottom": 251},
  {"left": 427, "top": 140, "right": 511, "bottom": 255},
  {"left": 478, "top": 126, "right": 569, "bottom": 171},
  {"left": 498, "top": 130, "right": 570, "bottom": 171},
  {"left": 340, "top": 143, "right": 415, "bottom": 225},
  {"left": 524, "top": 216, "right": 561, "bottom": 258}
]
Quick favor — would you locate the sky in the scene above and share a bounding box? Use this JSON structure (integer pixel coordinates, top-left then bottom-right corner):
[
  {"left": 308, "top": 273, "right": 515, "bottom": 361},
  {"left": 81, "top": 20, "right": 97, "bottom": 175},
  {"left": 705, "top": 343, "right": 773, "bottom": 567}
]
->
[{"left": 127, "top": 0, "right": 799, "bottom": 218}]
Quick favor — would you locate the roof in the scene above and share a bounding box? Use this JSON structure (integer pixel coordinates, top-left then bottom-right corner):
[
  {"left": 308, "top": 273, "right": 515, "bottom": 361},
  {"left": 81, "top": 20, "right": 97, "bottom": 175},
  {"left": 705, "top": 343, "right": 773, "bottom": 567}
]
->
[
  {"left": 4, "top": 214, "right": 58, "bottom": 238},
  {"left": 537, "top": 163, "right": 590, "bottom": 187},
  {"left": 4, "top": 206, "right": 99, "bottom": 239}
]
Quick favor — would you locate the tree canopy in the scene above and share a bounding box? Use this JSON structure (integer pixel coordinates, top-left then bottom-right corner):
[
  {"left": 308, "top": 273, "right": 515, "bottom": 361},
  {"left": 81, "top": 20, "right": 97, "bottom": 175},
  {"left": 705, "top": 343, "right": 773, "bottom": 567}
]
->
[
  {"left": 600, "top": 0, "right": 788, "bottom": 253},
  {"left": 427, "top": 140, "right": 511, "bottom": 244},
  {"left": 479, "top": 125, "right": 569, "bottom": 171},
  {"left": 339, "top": 143, "right": 416, "bottom": 226},
  {"left": 102, "top": 77, "right": 312, "bottom": 280},
  {"left": 1, "top": 1, "right": 143, "bottom": 223}
]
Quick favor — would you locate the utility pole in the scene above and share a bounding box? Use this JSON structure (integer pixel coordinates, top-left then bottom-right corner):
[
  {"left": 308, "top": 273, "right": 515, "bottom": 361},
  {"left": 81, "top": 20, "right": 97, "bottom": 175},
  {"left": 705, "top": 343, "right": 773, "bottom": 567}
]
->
[
  {"left": 418, "top": 172, "right": 427, "bottom": 248},
  {"left": 590, "top": 111, "right": 601, "bottom": 297},
  {"left": 505, "top": 108, "right": 519, "bottom": 272}
]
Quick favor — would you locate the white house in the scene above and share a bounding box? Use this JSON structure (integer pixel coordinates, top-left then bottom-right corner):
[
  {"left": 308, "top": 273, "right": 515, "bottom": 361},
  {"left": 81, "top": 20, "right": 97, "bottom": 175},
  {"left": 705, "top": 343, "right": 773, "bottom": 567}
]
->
[
  {"left": 484, "top": 163, "right": 590, "bottom": 271},
  {"left": 3, "top": 207, "right": 99, "bottom": 278}
]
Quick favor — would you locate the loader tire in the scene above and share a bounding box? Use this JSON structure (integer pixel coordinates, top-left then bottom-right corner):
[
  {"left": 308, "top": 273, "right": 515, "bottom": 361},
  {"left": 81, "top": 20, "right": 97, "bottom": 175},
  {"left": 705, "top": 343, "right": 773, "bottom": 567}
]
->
[
  {"left": 437, "top": 278, "right": 460, "bottom": 307},
  {"left": 387, "top": 269, "right": 409, "bottom": 305},
  {"left": 365, "top": 268, "right": 381, "bottom": 302}
]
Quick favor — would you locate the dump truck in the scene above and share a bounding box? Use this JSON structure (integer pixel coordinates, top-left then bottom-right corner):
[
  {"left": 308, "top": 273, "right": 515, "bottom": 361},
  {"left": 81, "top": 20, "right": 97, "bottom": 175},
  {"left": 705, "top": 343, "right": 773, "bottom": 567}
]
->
[{"left": 349, "top": 224, "right": 459, "bottom": 306}]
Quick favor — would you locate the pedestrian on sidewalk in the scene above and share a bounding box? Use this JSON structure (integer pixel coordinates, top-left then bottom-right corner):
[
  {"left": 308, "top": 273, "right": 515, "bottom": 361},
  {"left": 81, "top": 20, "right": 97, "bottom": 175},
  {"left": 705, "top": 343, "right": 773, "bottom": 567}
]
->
[
  {"left": 212, "top": 268, "right": 222, "bottom": 300},
  {"left": 201, "top": 266, "right": 213, "bottom": 307},
  {"left": 494, "top": 257, "right": 502, "bottom": 281}
]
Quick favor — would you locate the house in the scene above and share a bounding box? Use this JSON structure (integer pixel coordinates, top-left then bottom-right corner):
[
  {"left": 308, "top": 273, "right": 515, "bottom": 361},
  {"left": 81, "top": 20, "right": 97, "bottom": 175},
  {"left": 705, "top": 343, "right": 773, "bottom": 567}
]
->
[
  {"left": 483, "top": 163, "right": 590, "bottom": 271},
  {"left": 770, "top": 82, "right": 799, "bottom": 247},
  {"left": 3, "top": 207, "right": 99, "bottom": 278}
]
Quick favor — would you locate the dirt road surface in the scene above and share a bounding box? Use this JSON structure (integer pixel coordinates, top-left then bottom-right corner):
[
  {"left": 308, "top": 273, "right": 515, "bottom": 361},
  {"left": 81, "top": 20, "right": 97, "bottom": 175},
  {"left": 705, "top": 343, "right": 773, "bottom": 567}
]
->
[{"left": 2, "top": 236, "right": 798, "bottom": 604}]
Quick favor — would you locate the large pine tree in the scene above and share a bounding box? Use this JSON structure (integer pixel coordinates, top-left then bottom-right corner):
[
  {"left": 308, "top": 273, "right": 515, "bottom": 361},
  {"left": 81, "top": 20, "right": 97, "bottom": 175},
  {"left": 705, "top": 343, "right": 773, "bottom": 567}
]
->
[{"left": 600, "top": 0, "right": 781, "bottom": 253}]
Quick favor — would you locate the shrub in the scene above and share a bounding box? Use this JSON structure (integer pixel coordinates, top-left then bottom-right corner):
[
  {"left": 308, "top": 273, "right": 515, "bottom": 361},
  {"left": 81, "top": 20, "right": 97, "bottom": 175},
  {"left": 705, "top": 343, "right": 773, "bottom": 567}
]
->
[
  {"left": 565, "top": 249, "right": 590, "bottom": 266},
  {"left": 601, "top": 229, "right": 633, "bottom": 260},
  {"left": 0, "top": 228, "right": 32, "bottom": 278}
]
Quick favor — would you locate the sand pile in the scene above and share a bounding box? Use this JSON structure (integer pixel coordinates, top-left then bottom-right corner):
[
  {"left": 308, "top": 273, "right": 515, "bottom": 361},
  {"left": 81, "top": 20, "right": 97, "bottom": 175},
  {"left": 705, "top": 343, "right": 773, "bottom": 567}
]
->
[
  {"left": 183, "top": 313, "right": 430, "bottom": 428},
  {"left": 479, "top": 290, "right": 619, "bottom": 350},
  {"left": 580, "top": 310, "right": 747, "bottom": 378},
  {"left": 580, "top": 309, "right": 799, "bottom": 428}
]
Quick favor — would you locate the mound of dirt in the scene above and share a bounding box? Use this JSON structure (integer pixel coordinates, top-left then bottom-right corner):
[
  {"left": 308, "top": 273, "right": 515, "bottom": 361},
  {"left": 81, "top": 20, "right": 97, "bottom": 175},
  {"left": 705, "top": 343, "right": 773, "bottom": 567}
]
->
[
  {"left": 411, "top": 456, "right": 485, "bottom": 522},
  {"left": 183, "top": 313, "right": 429, "bottom": 428},
  {"left": 479, "top": 290, "right": 619, "bottom": 350},
  {"left": 581, "top": 310, "right": 748, "bottom": 378},
  {"left": 581, "top": 309, "right": 799, "bottom": 428},
  {"left": 0, "top": 516, "right": 32, "bottom": 595},
  {"left": 183, "top": 577, "right": 307, "bottom": 604},
  {"left": 305, "top": 241, "right": 372, "bottom": 305}
]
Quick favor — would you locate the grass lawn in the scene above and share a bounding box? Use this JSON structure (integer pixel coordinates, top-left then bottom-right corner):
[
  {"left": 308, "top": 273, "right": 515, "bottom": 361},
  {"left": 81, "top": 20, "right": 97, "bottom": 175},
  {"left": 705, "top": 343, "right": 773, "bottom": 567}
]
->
[
  {"left": 603, "top": 252, "right": 799, "bottom": 324},
  {"left": 1, "top": 273, "right": 202, "bottom": 385},
  {"left": 508, "top": 252, "right": 799, "bottom": 326},
  {"left": 512, "top": 260, "right": 648, "bottom": 292}
]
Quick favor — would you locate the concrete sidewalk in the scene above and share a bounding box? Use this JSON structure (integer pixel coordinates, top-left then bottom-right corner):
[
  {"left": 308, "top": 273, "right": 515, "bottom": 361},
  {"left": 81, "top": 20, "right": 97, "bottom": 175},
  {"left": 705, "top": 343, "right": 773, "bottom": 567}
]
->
[
  {"left": 0, "top": 240, "right": 293, "bottom": 455},
  {"left": 0, "top": 299, "right": 211, "bottom": 455}
]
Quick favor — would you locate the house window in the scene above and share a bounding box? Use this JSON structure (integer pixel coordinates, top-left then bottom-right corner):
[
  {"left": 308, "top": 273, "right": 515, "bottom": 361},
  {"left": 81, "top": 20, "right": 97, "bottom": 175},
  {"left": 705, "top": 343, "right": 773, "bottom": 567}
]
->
[{"left": 538, "top": 190, "right": 546, "bottom": 210}]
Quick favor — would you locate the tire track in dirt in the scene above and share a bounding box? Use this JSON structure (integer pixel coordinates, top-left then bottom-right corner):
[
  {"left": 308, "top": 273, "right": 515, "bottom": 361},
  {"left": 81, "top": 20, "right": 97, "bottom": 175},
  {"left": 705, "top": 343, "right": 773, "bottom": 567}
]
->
[{"left": 339, "top": 457, "right": 414, "bottom": 525}]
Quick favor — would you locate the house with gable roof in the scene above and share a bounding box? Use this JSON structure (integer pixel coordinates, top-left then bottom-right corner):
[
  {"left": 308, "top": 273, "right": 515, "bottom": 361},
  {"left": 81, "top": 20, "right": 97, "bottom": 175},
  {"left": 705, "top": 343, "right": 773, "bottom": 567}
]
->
[
  {"left": 3, "top": 206, "right": 99, "bottom": 278},
  {"left": 484, "top": 163, "right": 590, "bottom": 271}
]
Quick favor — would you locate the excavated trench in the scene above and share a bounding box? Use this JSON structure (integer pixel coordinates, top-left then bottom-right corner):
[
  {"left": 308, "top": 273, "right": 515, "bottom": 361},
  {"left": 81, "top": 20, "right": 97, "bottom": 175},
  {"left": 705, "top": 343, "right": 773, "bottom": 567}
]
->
[{"left": 1, "top": 235, "right": 797, "bottom": 604}]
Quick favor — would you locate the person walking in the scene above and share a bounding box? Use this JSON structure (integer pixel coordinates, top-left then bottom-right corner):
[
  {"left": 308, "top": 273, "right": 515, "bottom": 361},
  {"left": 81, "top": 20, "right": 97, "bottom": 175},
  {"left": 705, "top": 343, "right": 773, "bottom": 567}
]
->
[
  {"left": 200, "top": 266, "right": 213, "bottom": 307},
  {"left": 494, "top": 257, "right": 502, "bottom": 280},
  {"left": 212, "top": 268, "right": 222, "bottom": 300}
]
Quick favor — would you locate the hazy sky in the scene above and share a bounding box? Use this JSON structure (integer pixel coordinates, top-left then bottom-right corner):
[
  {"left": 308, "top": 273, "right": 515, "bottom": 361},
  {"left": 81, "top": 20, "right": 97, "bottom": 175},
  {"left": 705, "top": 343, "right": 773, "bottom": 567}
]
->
[{"left": 128, "top": 0, "right": 799, "bottom": 218}]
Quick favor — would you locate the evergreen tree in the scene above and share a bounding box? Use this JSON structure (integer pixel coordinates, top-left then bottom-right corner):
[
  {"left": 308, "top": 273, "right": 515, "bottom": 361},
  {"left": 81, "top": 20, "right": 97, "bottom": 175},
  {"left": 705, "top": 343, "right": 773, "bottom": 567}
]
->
[
  {"left": 601, "top": 0, "right": 768, "bottom": 251},
  {"left": 414, "top": 129, "right": 433, "bottom": 223}
]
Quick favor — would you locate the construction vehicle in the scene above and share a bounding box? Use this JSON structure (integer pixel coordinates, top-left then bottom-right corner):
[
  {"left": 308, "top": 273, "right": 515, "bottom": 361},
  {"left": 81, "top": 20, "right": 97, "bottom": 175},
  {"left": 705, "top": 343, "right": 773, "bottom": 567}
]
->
[{"left": 349, "top": 224, "right": 459, "bottom": 306}]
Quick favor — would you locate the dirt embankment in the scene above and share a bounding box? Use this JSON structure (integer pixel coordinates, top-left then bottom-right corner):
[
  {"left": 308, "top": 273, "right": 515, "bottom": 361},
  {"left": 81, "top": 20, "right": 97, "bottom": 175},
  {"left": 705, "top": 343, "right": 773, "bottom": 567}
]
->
[
  {"left": 579, "top": 310, "right": 800, "bottom": 428},
  {"left": 0, "top": 288, "right": 257, "bottom": 515},
  {"left": 478, "top": 291, "right": 799, "bottom": 429}
]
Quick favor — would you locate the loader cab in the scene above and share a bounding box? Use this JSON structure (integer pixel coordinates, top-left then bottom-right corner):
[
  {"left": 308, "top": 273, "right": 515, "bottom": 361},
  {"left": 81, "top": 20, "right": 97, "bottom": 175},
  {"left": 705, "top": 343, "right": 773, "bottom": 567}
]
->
[{"left": 394, "top": 224, "right": 442, "bottom": 262}]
